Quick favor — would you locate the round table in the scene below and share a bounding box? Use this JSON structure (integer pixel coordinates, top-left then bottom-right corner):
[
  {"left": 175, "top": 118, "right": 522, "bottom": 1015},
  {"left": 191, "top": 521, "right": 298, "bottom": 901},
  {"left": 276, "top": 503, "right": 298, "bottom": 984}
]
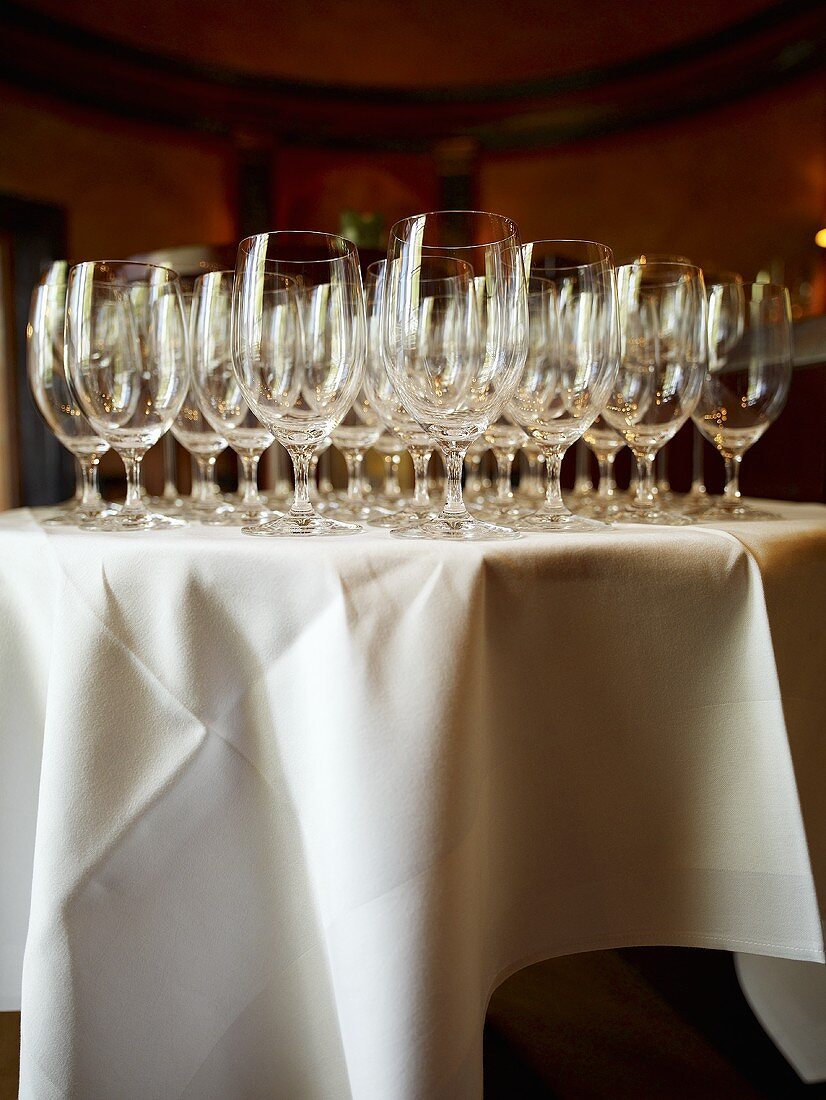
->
[{"left": 2, "top": 502, "right": 825, "bottom": 1098}]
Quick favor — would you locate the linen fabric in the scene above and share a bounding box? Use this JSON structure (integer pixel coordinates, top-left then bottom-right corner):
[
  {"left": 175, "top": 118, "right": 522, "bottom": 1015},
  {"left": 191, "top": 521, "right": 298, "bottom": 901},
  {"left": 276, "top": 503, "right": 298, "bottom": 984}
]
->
[{"left": 1, "top": 502, "right": 824, "bottom": 1099}]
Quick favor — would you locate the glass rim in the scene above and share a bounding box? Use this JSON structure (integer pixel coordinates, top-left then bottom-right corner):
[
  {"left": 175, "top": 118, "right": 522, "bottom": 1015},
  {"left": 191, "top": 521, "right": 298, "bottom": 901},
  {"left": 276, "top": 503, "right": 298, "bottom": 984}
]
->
[
  {"left": 236, "top": 230, "right": 358, "bottom": 263},
  {"left": 713, "top": 280, "right": 788, "bottom": 298},
  {"left": 196, "top": 268, "right": 295, "bottom": 283},
  {"left": 618, "top": 260, "right": 704, "bottom": 286},
  {"left": 388, "top": 209, "right": 520, "bottom": 250},
  {"left": 68, "top": 259, "right": 183, "bottom": 287},
  {"left": 523, "top": 238, "right": 614, "bottom": 271}
]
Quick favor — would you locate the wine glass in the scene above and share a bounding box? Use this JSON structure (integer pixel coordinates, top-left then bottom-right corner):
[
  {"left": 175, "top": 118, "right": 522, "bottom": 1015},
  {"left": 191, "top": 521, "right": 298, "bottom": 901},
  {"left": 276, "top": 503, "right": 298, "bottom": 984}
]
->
[
  {"left": 603, "top": 262, "right": 706, "bottom": 525},
  {"left": 477, "top": 419, "right": 530, "bottom": 520},
  {"left": 692, "top": 282, "right": 791, "bottom": 520},
  {"left": 328, "top": 391, "right": 387, "bottom": 523},
  {"left": 362, "top": 259, "right": 451, "bottom": 529},
  {"left": 171, "top": 386, "right": 232, "bottom": 521},
  {"left": 166, "top": 290, "right": 233, "bottom": 521},
  {"left": 190, "top": 271, "right": 277, "bottom": 527},
  {"left": 384, "top": 210, "right": 528, "bottom": 541},
  {"left": 581, "top": 416, "right": 626, "bottom": 519},
  {"left": 65, "top": 260, "right": 189, "bottom": 531},
  {"left": 625, "top": 253, "right": 695, "bottom": 504},
  {"left": 27, "top": 273, "right": 119, "bottom": 525},
  {"left": 684, "top": 270, "right": 745, "bottom": 512},
  {"left": 508, "top": 241, "right": 619, "bottom": 533},
  {"left": 234, "top": 231, "right": 365, "bottom": 537}
]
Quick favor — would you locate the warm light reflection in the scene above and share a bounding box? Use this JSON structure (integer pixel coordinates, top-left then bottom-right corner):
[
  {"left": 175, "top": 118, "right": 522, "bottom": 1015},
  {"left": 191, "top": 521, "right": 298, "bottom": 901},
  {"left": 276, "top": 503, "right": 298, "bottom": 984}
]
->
[{"left": 815, "top": 228, "right": 826, "bottom": 248}]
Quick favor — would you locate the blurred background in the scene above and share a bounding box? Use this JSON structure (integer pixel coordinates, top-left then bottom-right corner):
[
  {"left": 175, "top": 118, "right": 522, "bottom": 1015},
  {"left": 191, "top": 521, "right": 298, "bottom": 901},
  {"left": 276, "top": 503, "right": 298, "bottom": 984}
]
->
[{"left": 0, "top": 0, "right": 825, "bottom": 508}]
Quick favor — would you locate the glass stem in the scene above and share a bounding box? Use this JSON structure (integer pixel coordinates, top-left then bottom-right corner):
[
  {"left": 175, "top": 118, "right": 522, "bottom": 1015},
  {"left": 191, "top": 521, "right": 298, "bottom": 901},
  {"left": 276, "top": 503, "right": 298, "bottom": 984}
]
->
[
  {"left": 691, "top": 428, "right": 707, "bottom": 495},
  {"left": 541, "top": 447, "right": 568, "bottom": 514},
  {"left": 162, "top": 433, "right": 178, "bottom": 500},
  {"left": 122, "top": 452, "right": 146, "bottom": 517},
  {"left": 345, "top": 451, "right": 365, "bottom": 504},
  {"left": 495, "top": 450, "right": 514, "bottom": 503},
  {"left": 634, "top": 452, "right": 657, "bottom": 508},
  {"left": 193, "top": 456, "right": 214, "bottom": 504},
  {"left": 203, "top": 456, "right": 220, "bottom": 501},
  {"left": 656, "top": 449, "right": 670, "bottom": 493},
  {"left": 597, "top": 453, "right": 616, "bottom": 500},
  {"left": 724, "top": 455, "right": 742, "bottom": 502},
  {"left": 318, "top": 447, "right": 334, "bottom": 495},
  {"left": 531, "top": 453, "right": 545, "bottom": 496},
  {"left": 466, "top": 453, "right": 483, "bottom": 495},
  {"left": 73, "top": 458, "right": 84, "bottom": 503},
  {"left": 442, "top": 444, "right": 469, "bottom": 517},
  {"left": 384, "top": 453, "right": 402, "bottom": 498},
  {"left": 409, "top": 447, "right": 432, "bottom": 509},
  {"left": 275, "top": 444, "right": 292, "bottom": 496},
  {"left": 574, "top": 439, "right": 592, "bottom": 493},
  {"left": 289, "top": 445, "right": 315, "bottom": 515},
  {"left": 77, "top": 455, "right": 100, "bottom": 508},
  {"left": 240, "top": 454, "right": 260, "bottom": 508}
]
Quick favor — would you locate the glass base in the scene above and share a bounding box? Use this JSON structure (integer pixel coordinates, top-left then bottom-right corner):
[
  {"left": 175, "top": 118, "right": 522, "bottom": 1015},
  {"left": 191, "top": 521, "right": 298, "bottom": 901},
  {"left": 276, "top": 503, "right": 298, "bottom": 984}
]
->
[
  {"left": 202, "top": 506, "right": 278, "bottom": 527},
  {"left": 242, "top": 511, "right": 360, "bottom": 537},
  {"left": 474, "top": 499, "right": 540, "bottom": 522},
  {"left": 576, "top": 498, "right": 624, "bottom": 521},
  {"left": 391, "top": 511, "right": 519, "bottom": 541},
  {"left": 611, "top": 505, "right": 694, "bottom": 527},
  {"left": 42, "top": 503, "right": 121, "bottom": 526},
  {"left": 143, "top": 494, "right": 186, "bottom": 514},
  {"left": 324, "top": 501, "right": 395, "bottom": 525},
  {"left": 80, "top": 510, "right": 186, "bottom": 532},
  {"left": 517, "top": 509, "right": 606, "bottom": 533},
  {"left": 371, "top": 506, "right": 437, "bottom": 529},
  {"left": 694, "top": 500, "right": 783, "bottom": 522}
]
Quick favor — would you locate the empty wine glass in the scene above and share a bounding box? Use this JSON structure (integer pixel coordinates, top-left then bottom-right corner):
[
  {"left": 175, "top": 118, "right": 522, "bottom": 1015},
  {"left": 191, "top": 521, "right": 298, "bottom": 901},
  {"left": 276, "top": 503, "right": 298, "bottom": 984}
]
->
[
  {"left": 27, "top": 273, "right": 119, "bottom": 525},
  {"left": 171, "top": 385, "right": 232, "bottom": 521},
  {"left": 363, "top": 259, "right": 449, "bottom": 528},
  {"left": 684, "top": 270, "right": 745, "bottom": 512},
  {"left": 508, "top": 241, "right": 619, "bottom": 533},
  {"left": 234, "top": 231, "right": 365, "bottom": 536},
  {"left": 65, "top": 260, "right": 189, "bottom": 531},
  {"left": 328, "top": 391, "right": 388, "bottom": 523},
  {"left": 581, "top": 415, "right": 626, "bottom": 519},
  {"left": 604, "top": 261, "right": 706, "bottom": 525},
  {"left": 165, "top": 290, "right": 232, "bottom": 521},
  {"left": 692, "top": 282, "right": 791, "bottom": 520},
  {"left": 190, "top": 271, "right": 276, "bottom": 527},
  {"left": 627, "top": 255, "right": 696, "bottom": 507},
  {"left": 477, "top": 419, "right": 531, "bottom": 520},
  {"left": 384, "top": 210, "right": 528, "bottom": 540}
]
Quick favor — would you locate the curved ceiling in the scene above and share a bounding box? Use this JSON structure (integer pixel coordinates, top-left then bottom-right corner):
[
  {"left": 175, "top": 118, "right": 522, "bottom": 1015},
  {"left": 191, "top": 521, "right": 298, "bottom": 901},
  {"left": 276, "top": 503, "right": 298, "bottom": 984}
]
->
[
  {"left": 18, "top": 0, "right": 782, "bottom": 88},
  {"left": 3, "top": 0, "right": 823, "bottom": 151}
]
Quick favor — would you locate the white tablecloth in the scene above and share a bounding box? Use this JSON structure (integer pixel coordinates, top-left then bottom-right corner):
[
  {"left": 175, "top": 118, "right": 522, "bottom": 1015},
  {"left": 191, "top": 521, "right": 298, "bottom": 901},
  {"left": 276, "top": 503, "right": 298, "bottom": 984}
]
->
[{"left": 1, "top": 503, "right": 825, "bottom": 1099}]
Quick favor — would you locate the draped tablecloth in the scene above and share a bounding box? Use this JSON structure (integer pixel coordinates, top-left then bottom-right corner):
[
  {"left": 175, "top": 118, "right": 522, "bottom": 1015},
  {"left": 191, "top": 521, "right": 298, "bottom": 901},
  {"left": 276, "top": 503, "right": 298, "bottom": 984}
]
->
[{"left": 1, "top": 502, "right": 825, "bottom": 1099}]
